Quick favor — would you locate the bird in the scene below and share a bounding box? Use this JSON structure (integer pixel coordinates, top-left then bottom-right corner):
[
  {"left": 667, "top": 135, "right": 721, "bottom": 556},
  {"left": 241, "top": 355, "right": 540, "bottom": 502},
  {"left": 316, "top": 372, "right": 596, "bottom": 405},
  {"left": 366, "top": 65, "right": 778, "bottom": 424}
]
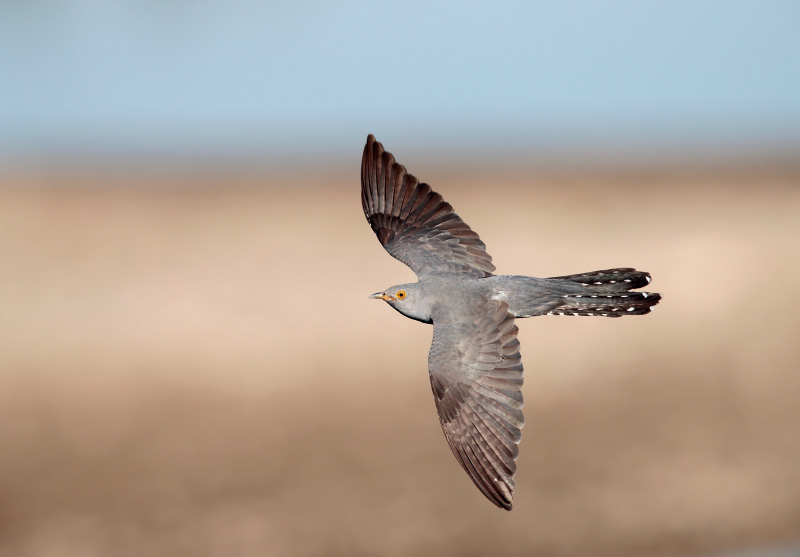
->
[{"left": 361, "top": 134, "right": 661, "bottom": 510}]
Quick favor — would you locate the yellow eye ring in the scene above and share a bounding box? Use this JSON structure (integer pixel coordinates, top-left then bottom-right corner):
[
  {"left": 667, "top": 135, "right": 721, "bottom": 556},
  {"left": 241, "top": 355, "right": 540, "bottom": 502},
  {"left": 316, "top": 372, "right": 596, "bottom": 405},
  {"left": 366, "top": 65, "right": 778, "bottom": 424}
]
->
[{"left": 396, "top": 290, "right": 406, "bottom": 299}]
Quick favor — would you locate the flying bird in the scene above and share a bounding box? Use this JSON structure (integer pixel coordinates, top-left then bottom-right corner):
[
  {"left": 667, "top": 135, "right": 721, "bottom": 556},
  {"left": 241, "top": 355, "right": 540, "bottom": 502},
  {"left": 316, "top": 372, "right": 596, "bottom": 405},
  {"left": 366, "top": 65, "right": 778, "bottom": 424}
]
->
[{"left": 361, "top": 134, "right": 660, "bottom": 510}]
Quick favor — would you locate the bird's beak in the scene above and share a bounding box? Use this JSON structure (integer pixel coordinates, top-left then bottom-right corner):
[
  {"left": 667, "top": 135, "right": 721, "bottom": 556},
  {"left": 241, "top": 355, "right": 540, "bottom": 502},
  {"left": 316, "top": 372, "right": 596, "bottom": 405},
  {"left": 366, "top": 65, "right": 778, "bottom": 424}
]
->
[{"left": 369, "top": 292, "right": 391, "bottom": 301}]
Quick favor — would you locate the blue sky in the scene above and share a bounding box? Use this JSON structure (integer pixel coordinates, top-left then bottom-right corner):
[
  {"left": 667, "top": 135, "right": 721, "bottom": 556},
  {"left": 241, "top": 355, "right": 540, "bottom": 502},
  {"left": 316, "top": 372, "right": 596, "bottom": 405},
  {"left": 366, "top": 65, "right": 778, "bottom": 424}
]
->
[{"left": 1, "top": 0, "right": 799, "bottom": 162}]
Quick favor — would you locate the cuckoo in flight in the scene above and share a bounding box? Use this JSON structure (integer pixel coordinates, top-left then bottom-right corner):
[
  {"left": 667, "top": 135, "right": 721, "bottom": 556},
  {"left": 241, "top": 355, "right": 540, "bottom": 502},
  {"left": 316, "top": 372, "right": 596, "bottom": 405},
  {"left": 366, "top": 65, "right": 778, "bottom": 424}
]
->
[{"left": 362, "top": 134, "right": 660, "bottom": 510}]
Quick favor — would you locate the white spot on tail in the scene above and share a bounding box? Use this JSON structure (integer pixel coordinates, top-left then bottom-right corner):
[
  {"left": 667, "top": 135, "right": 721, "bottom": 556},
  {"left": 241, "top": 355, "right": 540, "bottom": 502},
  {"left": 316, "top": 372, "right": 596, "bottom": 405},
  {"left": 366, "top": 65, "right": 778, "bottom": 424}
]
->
[
  {"left": 642, "top": 292, "right": 649, "bottom": 298},
  {"left": 646, "top": 276, "right": 651, "bottom": 283},
  {"left": 610, "top": 280, "right": 616, "bottom": 283},
  {"left": 627, "top": 307, "right": 635, "bottom": 311},
  {"left": 492, "top": 290, "right": 509, "bottom": 301},
  {"left": 594, "top": 282, "right": 602, "bottom": 285},
  {"left": 624, "top": 279, "right": 631, "bottom": 283}
]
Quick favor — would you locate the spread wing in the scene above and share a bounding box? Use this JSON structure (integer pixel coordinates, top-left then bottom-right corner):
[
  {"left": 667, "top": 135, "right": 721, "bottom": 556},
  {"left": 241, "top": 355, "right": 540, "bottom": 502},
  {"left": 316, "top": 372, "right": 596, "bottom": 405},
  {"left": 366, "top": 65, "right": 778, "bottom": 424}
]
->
[
  {"left": 361, "top": 134, "right": 495, "bottom": 279},
  {"left": 428, "top": 300, "right": 524, "bottom": 509}
]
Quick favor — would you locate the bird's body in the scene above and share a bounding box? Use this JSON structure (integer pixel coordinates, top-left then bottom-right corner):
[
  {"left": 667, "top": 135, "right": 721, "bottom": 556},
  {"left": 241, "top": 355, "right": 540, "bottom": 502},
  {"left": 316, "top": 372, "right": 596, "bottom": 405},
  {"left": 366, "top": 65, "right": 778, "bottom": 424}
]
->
[{"left": 362, "top": 135, "right": 660, "bottom": 510}]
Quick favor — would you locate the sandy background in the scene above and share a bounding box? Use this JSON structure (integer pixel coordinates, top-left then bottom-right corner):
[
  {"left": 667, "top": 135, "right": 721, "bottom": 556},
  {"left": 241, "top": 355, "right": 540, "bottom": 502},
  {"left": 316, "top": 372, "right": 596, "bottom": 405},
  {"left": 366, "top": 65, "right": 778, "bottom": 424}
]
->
[{"left": 1, "top": 165, "right": 799, "bottom": 556}]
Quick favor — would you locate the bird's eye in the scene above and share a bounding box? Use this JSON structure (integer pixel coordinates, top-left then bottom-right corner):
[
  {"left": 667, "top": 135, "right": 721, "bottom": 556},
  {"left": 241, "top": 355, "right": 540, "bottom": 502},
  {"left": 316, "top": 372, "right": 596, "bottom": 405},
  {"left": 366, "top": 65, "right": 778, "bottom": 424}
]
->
[{"left": 396, "top": 290, "right": 406, "bottom": 299}]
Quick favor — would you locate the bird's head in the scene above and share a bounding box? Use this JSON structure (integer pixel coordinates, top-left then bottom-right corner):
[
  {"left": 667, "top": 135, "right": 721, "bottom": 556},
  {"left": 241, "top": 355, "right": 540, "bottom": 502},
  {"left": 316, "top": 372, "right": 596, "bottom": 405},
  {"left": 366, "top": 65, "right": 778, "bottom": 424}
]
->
[{"left": 369, "top": 282, "right": 432, "bottom": 324}]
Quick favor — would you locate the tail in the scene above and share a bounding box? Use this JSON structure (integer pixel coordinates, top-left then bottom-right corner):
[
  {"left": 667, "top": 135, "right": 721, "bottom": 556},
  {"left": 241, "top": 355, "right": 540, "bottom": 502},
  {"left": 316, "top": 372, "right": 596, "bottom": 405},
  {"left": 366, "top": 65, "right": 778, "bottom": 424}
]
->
[{"left": 546, "top": 268, "right": 661, "bottom": 318}]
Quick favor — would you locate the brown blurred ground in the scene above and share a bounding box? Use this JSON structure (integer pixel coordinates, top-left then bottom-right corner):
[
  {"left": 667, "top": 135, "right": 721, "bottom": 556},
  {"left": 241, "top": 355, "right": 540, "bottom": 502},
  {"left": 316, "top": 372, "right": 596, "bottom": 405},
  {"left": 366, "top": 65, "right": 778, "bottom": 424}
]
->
[{"left": 0, "top": 166, "right": 799, "bottom": 557}]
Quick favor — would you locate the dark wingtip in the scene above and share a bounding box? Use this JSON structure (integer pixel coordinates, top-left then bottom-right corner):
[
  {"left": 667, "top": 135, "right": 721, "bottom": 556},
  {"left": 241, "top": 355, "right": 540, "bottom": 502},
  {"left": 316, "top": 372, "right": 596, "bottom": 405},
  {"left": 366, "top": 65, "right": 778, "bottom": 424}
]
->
[
  {"left": 485, "top": 485, "right": 513, "bottom": 510},
  {"left": 497, "top": 483, "right": 514, "bottom": 510},
  {"left": 364, "top": 134, "right": 382, "bottom": 161}
]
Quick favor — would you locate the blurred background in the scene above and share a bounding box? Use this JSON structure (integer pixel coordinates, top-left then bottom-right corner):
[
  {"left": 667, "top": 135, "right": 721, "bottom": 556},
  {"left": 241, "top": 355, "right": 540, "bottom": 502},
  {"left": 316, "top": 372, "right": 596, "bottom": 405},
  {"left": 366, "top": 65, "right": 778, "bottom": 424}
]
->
[{"left": 1, "top": 2, "right": 799, "bottom": 556}]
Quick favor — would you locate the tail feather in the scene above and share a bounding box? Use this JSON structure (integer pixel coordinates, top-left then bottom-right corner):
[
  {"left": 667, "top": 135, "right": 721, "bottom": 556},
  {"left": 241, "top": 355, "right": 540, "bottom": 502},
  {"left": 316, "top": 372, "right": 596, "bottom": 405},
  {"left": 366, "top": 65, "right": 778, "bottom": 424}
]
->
[
  {"left": 548, "top": 291, "right": 661, "bottom": 318},
  {"left": 546, "top": 268, "right": 660, "bottom": 318},
  {"left": 549, "top": 268, "right": 652, "bottom": 292}
]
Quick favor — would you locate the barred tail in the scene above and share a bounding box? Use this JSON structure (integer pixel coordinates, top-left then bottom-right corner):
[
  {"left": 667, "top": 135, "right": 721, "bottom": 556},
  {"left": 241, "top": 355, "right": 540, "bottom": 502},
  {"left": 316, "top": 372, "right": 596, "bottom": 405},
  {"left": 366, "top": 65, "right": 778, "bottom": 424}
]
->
[
  {"left": 546, "top": 268, "right": 660, "bottom": 318},
  {"left": 548, "top": 267, "right": 653, "bottom": 291}
]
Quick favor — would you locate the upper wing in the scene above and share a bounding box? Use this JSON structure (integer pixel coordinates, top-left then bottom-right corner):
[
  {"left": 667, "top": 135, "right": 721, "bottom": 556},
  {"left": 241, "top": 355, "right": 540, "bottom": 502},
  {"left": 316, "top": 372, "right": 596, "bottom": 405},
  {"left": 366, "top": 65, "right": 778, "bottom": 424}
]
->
[
  {"left": 428, "top": 299, "right": 524, "bottom": 509},
  {"left": 361, "top": 134, "right": 495, "bottom": 279}
]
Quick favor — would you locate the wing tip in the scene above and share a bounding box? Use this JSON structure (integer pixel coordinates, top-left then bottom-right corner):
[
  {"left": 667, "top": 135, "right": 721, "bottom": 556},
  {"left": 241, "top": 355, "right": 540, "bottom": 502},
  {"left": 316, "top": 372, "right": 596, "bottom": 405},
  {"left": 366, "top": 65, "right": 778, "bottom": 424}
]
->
[
  {"left": 488, "top": 480, "right": 515, "bottom": 511},
  {"left": 363, "top": 134, "right": 381, "bottom": 164},
  {"left": 493, "top": 478, "right": 515, "bottom": 510}
]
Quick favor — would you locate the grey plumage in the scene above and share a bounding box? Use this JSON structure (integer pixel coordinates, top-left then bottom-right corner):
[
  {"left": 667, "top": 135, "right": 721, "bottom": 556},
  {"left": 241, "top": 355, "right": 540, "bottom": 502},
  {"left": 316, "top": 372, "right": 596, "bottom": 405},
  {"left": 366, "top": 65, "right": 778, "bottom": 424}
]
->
[{"left": 362, "top": 135, "right": 661, "bottom": 510}]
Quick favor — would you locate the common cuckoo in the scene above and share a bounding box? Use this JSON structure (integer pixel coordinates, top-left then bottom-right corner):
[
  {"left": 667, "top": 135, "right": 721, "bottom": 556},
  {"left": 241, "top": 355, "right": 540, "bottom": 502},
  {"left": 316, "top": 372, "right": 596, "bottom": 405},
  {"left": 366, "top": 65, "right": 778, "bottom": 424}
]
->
[{"left": 362, "top": 134, "right": 660, "bottom": 510}]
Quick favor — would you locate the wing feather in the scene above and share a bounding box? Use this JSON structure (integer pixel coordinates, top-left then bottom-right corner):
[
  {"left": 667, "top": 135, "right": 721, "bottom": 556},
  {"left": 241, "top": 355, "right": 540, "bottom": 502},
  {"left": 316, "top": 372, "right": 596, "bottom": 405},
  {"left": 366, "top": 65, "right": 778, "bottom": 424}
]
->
[
  {"left": 361, "top": 135, "right": 495, "bottom": 278},
  {"left": 428, "top": 300, "right": 524, "bottom": 510}
]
